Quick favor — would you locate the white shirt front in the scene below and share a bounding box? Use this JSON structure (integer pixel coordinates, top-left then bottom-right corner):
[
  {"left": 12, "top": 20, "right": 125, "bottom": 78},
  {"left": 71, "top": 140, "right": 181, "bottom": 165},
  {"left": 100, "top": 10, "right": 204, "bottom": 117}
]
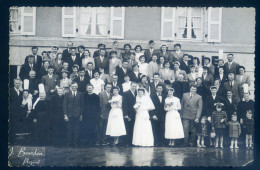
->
[
  {"left": 72, "top": 55, "right": 76, "bottom": 62},
  {"left": 122, "top": 81, "right": 131, "bottom": 92},
  {"left": 48, "top": 74, "right": 53, "bottom": 79},
  {"left": 90, "top": 78, "right": 105, "bottom": 95}
]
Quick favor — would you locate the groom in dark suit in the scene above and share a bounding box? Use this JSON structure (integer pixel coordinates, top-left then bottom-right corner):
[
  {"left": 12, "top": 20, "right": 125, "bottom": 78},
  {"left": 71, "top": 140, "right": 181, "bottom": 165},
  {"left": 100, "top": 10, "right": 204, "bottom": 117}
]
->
[
  {"left": 63, "top": 82, "right": 84, "bottom": 147},
  {"left": 97, "top": 83, "right": 112, "bottom": 145},
  {"left": 150, "top": 84, "right": 166, "bottom": 146},
  {"left": 122, "top": 82, "right": 137, "bottom": 146}
]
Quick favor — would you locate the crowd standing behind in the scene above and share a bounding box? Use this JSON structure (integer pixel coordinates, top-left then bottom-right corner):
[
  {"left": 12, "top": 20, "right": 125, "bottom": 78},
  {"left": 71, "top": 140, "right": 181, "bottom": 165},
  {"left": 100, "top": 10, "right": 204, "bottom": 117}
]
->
[{"left": 10, "top": 40, "right": 254, "bottom": 149}]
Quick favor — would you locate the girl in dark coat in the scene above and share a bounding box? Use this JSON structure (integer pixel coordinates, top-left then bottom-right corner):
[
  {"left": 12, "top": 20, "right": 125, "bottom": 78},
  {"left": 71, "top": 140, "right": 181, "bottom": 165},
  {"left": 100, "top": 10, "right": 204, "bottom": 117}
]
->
[{"left": 211, "top": 103, "right": 227, "bottom": 148}]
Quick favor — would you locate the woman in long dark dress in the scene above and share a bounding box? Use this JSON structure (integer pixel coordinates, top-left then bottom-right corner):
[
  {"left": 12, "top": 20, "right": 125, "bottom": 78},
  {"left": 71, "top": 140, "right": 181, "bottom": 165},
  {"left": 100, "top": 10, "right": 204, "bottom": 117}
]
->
[
  {"left": 32, "top": 93, "right": 49, "bottom": 146},
  {"left": 15, "top": 90, "right": 32, "bottom": 144}
]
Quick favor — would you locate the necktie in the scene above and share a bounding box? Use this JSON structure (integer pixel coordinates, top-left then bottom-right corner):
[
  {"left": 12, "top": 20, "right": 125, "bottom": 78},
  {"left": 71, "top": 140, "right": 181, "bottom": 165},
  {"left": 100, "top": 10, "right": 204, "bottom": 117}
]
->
[
  {"left": 81, "top": 77, "right": 83, "bottom": 82},
  {"left": 30, "top": 64, "right": 33, "bottom": 70},
  {"left": 230, "top": 82, "right": 233, "bottom": 89},
  {"left": 190, "top": 95, "right": 193, "bottom": 99},
  {"left": 229, "top": 63, "right": 231, "bottom": 69},
  {"left": 73, "top": 92, "right": 76, "bottom": 99},
  {"left": 34, "top": 56, "right": 37, "bottom": 63},
  {"left": 89, "top": 71, "right": 92, "bottom": 77},
  {"left": 16, "top": 89, "right": 19, "bottom": 96}
]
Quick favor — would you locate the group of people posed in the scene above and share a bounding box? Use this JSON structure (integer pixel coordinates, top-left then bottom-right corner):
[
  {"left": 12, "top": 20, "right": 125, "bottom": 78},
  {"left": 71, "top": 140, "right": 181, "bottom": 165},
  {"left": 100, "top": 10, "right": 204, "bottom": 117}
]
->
[{"left": 9, "top": 40, "right": 254, "bottom": 149}]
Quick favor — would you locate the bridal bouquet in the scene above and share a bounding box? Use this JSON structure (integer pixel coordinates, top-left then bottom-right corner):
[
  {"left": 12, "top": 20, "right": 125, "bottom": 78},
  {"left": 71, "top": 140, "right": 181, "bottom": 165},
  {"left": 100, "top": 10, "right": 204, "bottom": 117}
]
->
[{"left": 164, "top": 102, "right": 174, "bottom": 111}]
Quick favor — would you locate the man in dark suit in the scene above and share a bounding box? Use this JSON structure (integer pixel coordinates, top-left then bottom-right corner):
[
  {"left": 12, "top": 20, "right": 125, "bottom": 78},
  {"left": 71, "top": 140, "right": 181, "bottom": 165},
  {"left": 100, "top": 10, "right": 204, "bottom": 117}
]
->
[
  {"left": 62, "top": 41, "right": 73, "bottom": 61},
  {"left": 23, "top": 70, "right": 40, "bottom": 98},
  {"left": 65, "top": 47, "right": 81, "bottom": 70},
  {"left": 63, "top": 82, "right": 84, "bottom": 147},
  {"left": 129, "top": 64, "right": 142, "bottom": 83},
  {"left": 84, "top": 62, "right": 95, "bottom": 81},
  {"left": 24, "top": 46, "right": 42, "bottom": 71},
  {"left": 82, "top": 84, "right": 101, "bottom": 146},
  {"left": 214, "top": 59, "right": 225, "bottom": 76},
  {"left": 204, "top": 86, "right": 223, "bottom": 118},
  {"left": 19, "top": 56, "right": 39, "bottom": 81},
  {"left": 181, "top": 84, "right": 203, "bottom": 147},
  {"left": 111, "top": 74, "right": 123, "bottom": 94},
  {"left": 223, "top": 73, "right": 243, "bottom": 105},
  {"left": 74, "top": 68, "right": 89, "bottom": 93},
  {"left": 150, "top": 73, "right": 167, "bottom": 95},
  {"left": 214, "top": 66, "right": 228, "bottom": 86},
  {"left": 93, "top": 43, "right": 107, "bottom": 58},
  {"left": 195, "top": 77, "right": 207, "bottom": 101},
  {"left": 39, "top": 60, "right": 50, "bottom": 79},
  {"left": 122, "top": 82, "right": 137, "bottom": 146},
  {"left": 180, "top": 54, "right": 190, "bottom": 74},
  {"left": 172, "top": 43, "right": 183, "bottom": 62},
  {"left": 150, "top": 84, "right": 166, "bottom": 146},
  {"left": 9, "top": 78, "right": 23, "bottom": 144},
  {"left": 116, "top": 60, "right": 131, "bottom": 85},
  {"left": 201, "top": 66, "right": 214, "bottom": 91},
  {"left": 223, "top": 90, "right": 236, "bottom": 120},
  {"left": 97, "top": 83, "right": 112, "bottom": 145},
  {"left": 41, "top": 66, "right": 59, "bottom": 95},
  {"left": 94, "top": 48, "right": 109, "bottom": 74},
  {"left": 144, "top": 40, "right": 158, "bottom": 63},
  {"left": 224, "top": 54, "right": 240, "bottom": 75},
  {"left": 77, "top": 45, "right": 85, "bottom": 60},
  {"left": 172, "top": 73, "right": 190, "bottom": 100}
]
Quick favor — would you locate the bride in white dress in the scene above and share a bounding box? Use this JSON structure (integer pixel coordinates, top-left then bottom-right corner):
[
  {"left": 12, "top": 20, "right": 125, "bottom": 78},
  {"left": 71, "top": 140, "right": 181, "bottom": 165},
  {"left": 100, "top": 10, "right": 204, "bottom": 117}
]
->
[
  {"left": 106, "top": 86, "right": 126, "bottom": 145},
  {"left": 164, "top": 88, "right": 184, "bottom": 146},
  {"left": 132, "top": 88, "right": 155, "bottom": 147}
]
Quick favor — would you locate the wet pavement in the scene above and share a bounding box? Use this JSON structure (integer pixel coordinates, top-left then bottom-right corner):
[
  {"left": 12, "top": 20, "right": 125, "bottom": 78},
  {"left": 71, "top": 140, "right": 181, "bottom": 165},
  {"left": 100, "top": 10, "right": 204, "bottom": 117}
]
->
[
  {"left": 45, "top": 146, "right": 253, "bottom": 166},
  {"left": 9, "top": 146, "right": 254, "bottom": 167}
]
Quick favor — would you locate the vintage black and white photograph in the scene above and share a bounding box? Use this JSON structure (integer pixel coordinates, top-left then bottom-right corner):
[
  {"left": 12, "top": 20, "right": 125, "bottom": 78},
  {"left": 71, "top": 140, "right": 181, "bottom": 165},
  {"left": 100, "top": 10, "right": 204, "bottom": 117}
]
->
[{"left": 8, "top": 7, "right": 255, "bottom": 166}]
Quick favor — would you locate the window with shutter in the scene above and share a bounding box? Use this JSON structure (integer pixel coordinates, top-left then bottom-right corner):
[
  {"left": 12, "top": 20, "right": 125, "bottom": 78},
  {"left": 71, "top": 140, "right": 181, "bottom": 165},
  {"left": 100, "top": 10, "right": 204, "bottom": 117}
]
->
[
  {"left": 62, "top": 7, "right": 76, "bottom": 37},
  {"left": 175, "top": 7, "right": 203, "bottom": 40},
  {"left": 110, "top": 7, "right": 125, "bottom": 39},
  {"left": 10, "top": 7, "right": 20, "bottom": 34},
  {"left": 79, "top": 7, "right": 108, "bottom": 37},
  {"left": 207, "top": 7, "right": 222, "bottom": 43},
  {"left": 161, "top": 7, "right": 175, "bottom": 40},
  {"left": 21, "top": 7, "right": 36, "bottom": 35}
]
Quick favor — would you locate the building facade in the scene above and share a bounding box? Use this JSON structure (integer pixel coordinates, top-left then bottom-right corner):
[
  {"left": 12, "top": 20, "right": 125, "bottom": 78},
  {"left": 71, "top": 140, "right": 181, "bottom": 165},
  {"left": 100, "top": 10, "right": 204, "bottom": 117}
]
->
[{"left": 9, "top": 7, "right": 255, "bottom": 98}]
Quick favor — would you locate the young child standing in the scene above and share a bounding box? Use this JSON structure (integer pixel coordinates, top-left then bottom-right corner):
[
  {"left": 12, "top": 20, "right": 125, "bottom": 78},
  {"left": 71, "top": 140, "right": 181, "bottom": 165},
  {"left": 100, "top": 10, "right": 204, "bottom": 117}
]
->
[
  {"left": 242, "top": 110, "right": 254, "bottom": 149},
  {"left": 211, "top": 103, "right": 227, "bottom": 148},
  {"left": 228, "top": 114, "right": 241, "bottom": 149},
  {"left": 196, "top": 116, "right": 209, "bottom": 147}
]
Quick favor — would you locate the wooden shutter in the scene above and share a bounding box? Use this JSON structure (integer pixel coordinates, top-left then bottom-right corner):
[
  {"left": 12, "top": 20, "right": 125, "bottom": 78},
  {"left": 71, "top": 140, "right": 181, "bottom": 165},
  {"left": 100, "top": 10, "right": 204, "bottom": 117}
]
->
[
  {"left": 21, "top": 7, "right": 36, "bottom": 35},
  {"left": 161, "top": 7, "right": 175, "bottom": 40},
  {"left": 207, "top": 7, "right": 222, "bottom": 42},
  {"left": 110, "top": 7, "right": 125, "bottom": 39},
  {"left": 62, "top": 7, "right": 76, "bottom": 37}
]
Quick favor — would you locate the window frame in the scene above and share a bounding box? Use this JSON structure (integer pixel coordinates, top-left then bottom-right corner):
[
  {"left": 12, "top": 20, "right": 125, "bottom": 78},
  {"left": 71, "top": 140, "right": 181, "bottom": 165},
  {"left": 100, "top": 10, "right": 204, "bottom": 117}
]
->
[
  {"left": 175, "top": 7, "right": 204, "bottom": 41},
  {"left": 9, "top": 7, "right": 20, "bottom": 35},
  {"left": 77, "top": 7, "right": 109, "bottom": 38}
]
